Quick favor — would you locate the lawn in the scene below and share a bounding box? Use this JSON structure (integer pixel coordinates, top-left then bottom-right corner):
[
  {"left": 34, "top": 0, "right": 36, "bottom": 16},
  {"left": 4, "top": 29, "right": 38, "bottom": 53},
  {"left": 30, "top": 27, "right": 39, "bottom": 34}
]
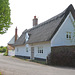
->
[{"left": 0, "top": 72, "right": 2, "bottom": 75}]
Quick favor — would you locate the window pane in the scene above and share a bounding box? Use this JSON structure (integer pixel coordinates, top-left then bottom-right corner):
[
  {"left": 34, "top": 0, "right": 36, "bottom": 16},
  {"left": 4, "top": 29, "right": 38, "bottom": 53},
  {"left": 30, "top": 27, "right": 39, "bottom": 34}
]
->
[
  {"left": 17, "top": 48, "right": 18, "bottom": 52},
  {"left": 42, "top": 50, "right": 43, "bottom": 53},
  {"left": 66, "top": 34, "right": 68, "bottom": 38},
  {"left": 69, "top": 35, "right": 71, "bottom": 38},
  {"left": 38, "top": 50, "right": 39, "bottom": 53},
  {"left": 40, "top": 50, "right": 41, "bottom": 53},
  {"left": 26, "top": 47, "right": 28, "bottom": 52}
]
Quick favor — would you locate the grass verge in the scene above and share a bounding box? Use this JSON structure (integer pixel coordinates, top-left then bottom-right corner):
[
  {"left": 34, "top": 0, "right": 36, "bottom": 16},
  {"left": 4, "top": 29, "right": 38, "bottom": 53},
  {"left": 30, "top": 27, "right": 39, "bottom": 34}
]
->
[
  {"left": 0, "top": 72, "right": 2, "bottom": 75},
  {"left": 13, "top": 56, "right": 46, "bottom": 65},
  {"left": 30, "top": 60, "right": 46, "bottom": 65}
]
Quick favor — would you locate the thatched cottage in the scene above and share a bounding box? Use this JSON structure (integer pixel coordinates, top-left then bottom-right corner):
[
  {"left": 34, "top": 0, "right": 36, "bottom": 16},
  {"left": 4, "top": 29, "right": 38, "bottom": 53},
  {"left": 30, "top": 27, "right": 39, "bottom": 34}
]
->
[{"left": 15, "top": 4, "right": 75, "bottom": 60}]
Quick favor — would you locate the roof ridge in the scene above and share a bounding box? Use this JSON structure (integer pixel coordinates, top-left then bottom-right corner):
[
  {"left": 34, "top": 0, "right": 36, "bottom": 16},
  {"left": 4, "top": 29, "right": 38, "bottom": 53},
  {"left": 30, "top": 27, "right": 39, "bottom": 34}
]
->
[
  {"left": 23, "top": 4, "right": 74, "bottom": 34},
  {"left": 26, "top": 10, "right": 65, "bottom": 33},
  {"left": 15, "top": 4, "right": 75, "bottom": 46}
]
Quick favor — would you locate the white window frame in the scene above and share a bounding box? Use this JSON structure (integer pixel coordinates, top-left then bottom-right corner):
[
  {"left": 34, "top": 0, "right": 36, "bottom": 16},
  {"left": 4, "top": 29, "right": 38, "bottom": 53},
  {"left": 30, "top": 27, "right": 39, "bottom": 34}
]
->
[
  {"left": 26, "top": 47, "right": 28, "bottom": 52},
  {"left": 38, "top": 47, "right": 43, "bottom": 53},
  {"left": 17, "top": 48, "right": 18, "bottom": 52},
  {"left": 66, "top": 32, "right": 71, "bottom": 40}
]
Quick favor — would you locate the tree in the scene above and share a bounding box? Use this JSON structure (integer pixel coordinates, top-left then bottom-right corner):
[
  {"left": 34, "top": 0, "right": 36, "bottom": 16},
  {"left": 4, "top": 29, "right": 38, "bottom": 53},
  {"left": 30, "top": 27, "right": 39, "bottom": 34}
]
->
[
  {"left": 0, "top": 46, "right": 7, "bottom": 52},
  {"left": 0, "top": 0, "right": 12, "bottom": 34}
]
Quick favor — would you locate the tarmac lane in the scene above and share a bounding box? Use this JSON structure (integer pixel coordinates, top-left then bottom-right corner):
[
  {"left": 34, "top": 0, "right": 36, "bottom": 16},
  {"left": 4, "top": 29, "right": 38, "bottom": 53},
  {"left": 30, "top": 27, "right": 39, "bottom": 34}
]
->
[{"left": 0, "top": 53, "right": 75, "bottom": 75}]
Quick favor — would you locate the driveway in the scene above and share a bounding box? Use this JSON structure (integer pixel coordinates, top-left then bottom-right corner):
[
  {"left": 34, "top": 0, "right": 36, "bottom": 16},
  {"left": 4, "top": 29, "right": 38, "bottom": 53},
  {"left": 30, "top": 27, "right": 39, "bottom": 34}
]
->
[{"left": 0, "top": 53, "right": 75, "bottom": 75}]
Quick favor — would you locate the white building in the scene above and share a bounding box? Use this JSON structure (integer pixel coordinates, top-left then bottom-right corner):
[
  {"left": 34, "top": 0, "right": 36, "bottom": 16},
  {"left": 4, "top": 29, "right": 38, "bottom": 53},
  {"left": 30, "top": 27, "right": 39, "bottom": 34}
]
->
[
  {"left": 7, "top": 27, "right": 18, "bottom": 56},
  {"left": 15, "top": 4, "right": 75, "bottom": 60}
]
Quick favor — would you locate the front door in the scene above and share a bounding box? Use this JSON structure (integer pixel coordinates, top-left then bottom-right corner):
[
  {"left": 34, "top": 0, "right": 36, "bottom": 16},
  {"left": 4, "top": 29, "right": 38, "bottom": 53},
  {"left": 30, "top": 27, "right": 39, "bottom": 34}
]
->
[{"left": 31, "top": 47, "right": 34, "bottom": 60}]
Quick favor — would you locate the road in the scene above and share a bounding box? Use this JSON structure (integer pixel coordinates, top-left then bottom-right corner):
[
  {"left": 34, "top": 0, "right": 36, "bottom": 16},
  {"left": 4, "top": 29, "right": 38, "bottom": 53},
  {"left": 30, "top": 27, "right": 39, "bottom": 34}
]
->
[{"left": 0, "top": 53, "right": 75, "bottom": 75}]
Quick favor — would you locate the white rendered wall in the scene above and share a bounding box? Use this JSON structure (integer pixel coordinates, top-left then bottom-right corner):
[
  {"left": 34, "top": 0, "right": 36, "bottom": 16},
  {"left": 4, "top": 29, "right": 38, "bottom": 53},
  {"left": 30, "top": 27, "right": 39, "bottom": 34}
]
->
[
  {"left": 51, "top": 12, "right": 75, "bottom": 47},
  {"left": 8, "top": 50, "right": 15, "bottom": 56},
  {"left": 15, "top": 45, "right": 31, "bottom": 57},
  {"left": 15, "top": 42, "right": 51, "bottom": 59},
  {"left": 30, "top": 42, "right": 51, "bottom": 59}
]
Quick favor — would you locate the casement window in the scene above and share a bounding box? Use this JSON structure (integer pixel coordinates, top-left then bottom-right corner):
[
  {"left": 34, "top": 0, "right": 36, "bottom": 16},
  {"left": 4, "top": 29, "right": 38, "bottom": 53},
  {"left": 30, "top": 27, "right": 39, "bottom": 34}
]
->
[
  {"left": 17, "top": 48, "right": 18, "bottom": 52},
  {"left": 66, "top": 32, "right": 71, "bottom": 39},
  {"left": 38, "top": 47, "right": 43, "bottom": 53},
  {"left": 26, "top": 47, "right": 28, "bottom": 52}
]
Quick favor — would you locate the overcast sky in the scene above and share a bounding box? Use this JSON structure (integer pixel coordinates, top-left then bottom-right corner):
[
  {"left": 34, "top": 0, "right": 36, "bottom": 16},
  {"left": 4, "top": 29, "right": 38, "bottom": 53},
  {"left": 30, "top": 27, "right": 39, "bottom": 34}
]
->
[{"left": 0, "top": 0, "right": 75, "bottom": 46}]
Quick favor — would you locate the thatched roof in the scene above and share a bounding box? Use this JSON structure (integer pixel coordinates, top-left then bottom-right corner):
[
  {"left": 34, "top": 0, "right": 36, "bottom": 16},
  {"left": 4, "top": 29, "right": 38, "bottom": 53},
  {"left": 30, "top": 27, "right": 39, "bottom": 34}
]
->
[{"left": 15, "top": 4, "right": 75, "bottom": 46}]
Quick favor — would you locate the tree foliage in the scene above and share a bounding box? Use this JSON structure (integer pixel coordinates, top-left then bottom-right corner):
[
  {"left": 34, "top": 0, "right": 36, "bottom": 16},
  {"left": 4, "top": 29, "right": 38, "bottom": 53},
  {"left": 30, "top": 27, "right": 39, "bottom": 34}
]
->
[{"left": 0, "top": 0, "right": 12, "bottom": 34}]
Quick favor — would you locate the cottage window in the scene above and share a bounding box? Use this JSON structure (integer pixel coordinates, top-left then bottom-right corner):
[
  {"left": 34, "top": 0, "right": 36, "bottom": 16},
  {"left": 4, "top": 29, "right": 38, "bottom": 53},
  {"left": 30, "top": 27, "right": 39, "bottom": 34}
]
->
[
  {"left": 25, "top": 33, "right": 29, "bottom": 42},
  {"left": 66, "top": 32, "right": 71, "bottom": 39},
  {"left": 38, "top": 48, "right": 40, "bottom": 53},
  {"left": 26, "top": 47, "right": 28, "bottom": 52},
  {"left": 38, "top": 47, "right": 43, "bottom": 53},
  {"left": 17, "top": 48, "right": 18, "bottom": 52}
]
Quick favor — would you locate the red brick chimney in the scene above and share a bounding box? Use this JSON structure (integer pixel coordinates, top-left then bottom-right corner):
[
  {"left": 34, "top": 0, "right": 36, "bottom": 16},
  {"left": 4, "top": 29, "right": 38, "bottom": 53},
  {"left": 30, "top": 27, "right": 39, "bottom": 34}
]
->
[
  {"left": 33, "top": 16, "right": 38, "bottom": 26},
  {"left": 15, "top": 27, "right": 17, "bottom": 42}
]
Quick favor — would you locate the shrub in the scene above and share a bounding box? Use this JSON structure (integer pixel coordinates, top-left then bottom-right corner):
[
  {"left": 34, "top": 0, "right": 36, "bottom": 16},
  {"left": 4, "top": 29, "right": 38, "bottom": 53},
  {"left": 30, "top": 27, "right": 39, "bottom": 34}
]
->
[
  {"left": 3, "top": 49, "right": 8, "bottom": 56},
  {"left": 47, "top": 46, "right": 75, "bottom": 67},
  {"left": 0, "top": 46, "right": 7, "bottom": 53}
]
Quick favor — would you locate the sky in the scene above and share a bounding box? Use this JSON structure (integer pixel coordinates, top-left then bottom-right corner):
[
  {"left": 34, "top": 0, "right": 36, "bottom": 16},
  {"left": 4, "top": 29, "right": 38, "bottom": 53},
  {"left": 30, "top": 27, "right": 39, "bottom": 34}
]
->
[{"left": 0, "top": 0, "right": 75, "bottom": 46}]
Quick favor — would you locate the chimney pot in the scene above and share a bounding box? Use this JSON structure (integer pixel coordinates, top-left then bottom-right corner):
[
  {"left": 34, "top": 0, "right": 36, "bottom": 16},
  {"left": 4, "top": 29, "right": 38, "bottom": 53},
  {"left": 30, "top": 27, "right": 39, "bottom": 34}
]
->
[
  {"left": 34, "top": 16, "right": 36, "bottom": 19},
  {"left": 33, "top": 16, "right": 38, "bottom": 27}
]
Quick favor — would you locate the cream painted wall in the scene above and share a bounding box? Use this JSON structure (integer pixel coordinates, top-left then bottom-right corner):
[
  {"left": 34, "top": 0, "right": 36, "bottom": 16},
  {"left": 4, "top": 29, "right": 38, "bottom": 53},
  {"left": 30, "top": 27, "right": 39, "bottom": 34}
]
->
[{"left": 51, "top": 12, "right": 75, "bottom": 47}]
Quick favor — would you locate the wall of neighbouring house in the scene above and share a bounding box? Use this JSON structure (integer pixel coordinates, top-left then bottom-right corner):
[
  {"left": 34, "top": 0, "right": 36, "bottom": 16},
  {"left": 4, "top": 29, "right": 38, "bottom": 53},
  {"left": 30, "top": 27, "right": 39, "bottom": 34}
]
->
[
  {"left": 15, "top": 41, "right": 51, "bottom": 59},
  {"left": 8, "top": 50, "right": 15, "bottom": 56},
  {"left": 51, "top": 12, "right": 75, "bottom": 47},
  {"left": 8, "top": 44, "right": 15, "bottom": 56}
]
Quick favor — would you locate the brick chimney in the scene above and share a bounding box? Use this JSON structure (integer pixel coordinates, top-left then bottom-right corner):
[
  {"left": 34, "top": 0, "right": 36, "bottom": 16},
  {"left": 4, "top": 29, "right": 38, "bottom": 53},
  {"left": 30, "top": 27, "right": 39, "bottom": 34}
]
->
[
  {"left": 33, "top": 16, "right": 38, "bottom": 26},
  {"left": 15, "top": 27, "right": 17, "bottom": 42}
]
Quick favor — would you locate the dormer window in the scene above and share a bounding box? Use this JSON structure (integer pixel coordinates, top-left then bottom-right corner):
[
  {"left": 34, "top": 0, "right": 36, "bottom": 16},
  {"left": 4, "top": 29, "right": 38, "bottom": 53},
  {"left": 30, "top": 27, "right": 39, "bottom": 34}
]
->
[{"left": 25, "top": 33, "right": 29, "bottom": 42}]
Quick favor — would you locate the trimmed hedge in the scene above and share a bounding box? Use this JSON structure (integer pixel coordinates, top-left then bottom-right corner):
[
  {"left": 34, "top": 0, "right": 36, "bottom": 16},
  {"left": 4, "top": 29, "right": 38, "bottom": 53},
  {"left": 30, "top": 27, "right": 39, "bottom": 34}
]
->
[{"left": 47, "top": 46, "right": 75, "bottom": 67}]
